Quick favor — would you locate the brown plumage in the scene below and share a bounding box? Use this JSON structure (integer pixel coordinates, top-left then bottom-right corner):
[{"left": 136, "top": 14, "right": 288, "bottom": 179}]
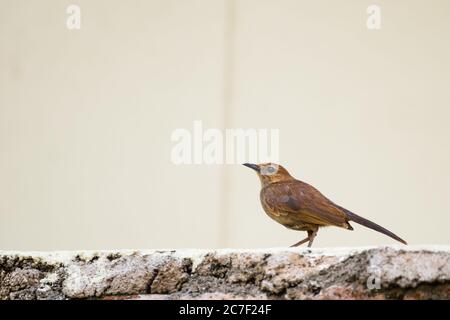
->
[{"left": 243, "top": 163, "right": 407, "bottom": 247}]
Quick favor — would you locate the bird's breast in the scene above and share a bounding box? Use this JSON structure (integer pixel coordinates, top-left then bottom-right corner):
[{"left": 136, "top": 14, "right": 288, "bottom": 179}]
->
[{"left": 260, "top": 193, "right": 309, "bottom": 231}]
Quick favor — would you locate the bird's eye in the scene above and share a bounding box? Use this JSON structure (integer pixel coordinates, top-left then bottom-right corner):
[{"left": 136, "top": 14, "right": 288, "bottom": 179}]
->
[{"left": 267, "top": 166, "right": 276, "bottom": 173}]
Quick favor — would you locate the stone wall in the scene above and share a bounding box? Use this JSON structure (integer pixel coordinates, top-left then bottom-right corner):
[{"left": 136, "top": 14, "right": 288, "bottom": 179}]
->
[{"left": 0, "top": 246, "right": 449, "bottom": 300}]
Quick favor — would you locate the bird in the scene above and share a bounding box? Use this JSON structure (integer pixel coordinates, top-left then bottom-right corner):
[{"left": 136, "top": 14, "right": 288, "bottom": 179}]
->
[{"left": 243, "top": 162, "right": 407, "bottom": 247}]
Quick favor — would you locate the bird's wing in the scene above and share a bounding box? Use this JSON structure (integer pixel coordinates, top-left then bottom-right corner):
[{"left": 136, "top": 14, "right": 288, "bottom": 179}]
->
[{"left": 262, "top": 181, "right": 350, "bottom": 229}]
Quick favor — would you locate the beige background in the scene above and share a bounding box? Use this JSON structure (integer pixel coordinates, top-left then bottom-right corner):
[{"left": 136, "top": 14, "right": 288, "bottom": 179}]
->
[{"left": 1, "top": 0, "right": 449, "bottom": 250}]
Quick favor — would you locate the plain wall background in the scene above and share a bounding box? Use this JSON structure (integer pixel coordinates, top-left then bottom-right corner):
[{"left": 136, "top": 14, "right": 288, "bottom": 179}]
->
[{"left": 1, "top": 0, "right": 449, "bottom": 250}]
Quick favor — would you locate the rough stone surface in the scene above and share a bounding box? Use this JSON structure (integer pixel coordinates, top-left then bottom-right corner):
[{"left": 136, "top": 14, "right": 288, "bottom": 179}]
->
[{"left": 0, "top": 246, "right": 449, "bottom": 300}]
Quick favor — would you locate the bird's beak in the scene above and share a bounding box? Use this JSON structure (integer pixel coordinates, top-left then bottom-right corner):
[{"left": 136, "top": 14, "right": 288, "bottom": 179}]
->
[{"left": 243, "top": 163, "right": 260, "bottom": 172}]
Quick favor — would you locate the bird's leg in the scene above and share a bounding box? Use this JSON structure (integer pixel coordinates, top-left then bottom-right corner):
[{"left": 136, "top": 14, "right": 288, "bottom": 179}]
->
[
  {"left": 307, "top": 229, "right": 318, "bottom": 247},
  {"left": 290, "top": 228, "right": 319, "bottom": 247},
  {"left": 290, "top": 235, "right": 310, "bottom": 247}
]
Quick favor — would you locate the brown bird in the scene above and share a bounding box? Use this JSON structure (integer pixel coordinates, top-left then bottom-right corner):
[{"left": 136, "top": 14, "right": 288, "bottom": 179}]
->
[{"left": 243, "top": 163, "right": 407, "bottom": 247}]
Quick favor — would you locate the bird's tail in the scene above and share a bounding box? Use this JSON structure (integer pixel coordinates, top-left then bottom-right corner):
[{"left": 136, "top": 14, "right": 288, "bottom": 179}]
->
[{"left": 337, "top": 205, "right": 407, "bottom": 245}]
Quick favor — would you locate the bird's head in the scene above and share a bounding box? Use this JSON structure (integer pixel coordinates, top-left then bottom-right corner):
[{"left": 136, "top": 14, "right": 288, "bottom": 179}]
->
[{"left": 243, "top": 163, "right": 294, "bottom": 186}]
